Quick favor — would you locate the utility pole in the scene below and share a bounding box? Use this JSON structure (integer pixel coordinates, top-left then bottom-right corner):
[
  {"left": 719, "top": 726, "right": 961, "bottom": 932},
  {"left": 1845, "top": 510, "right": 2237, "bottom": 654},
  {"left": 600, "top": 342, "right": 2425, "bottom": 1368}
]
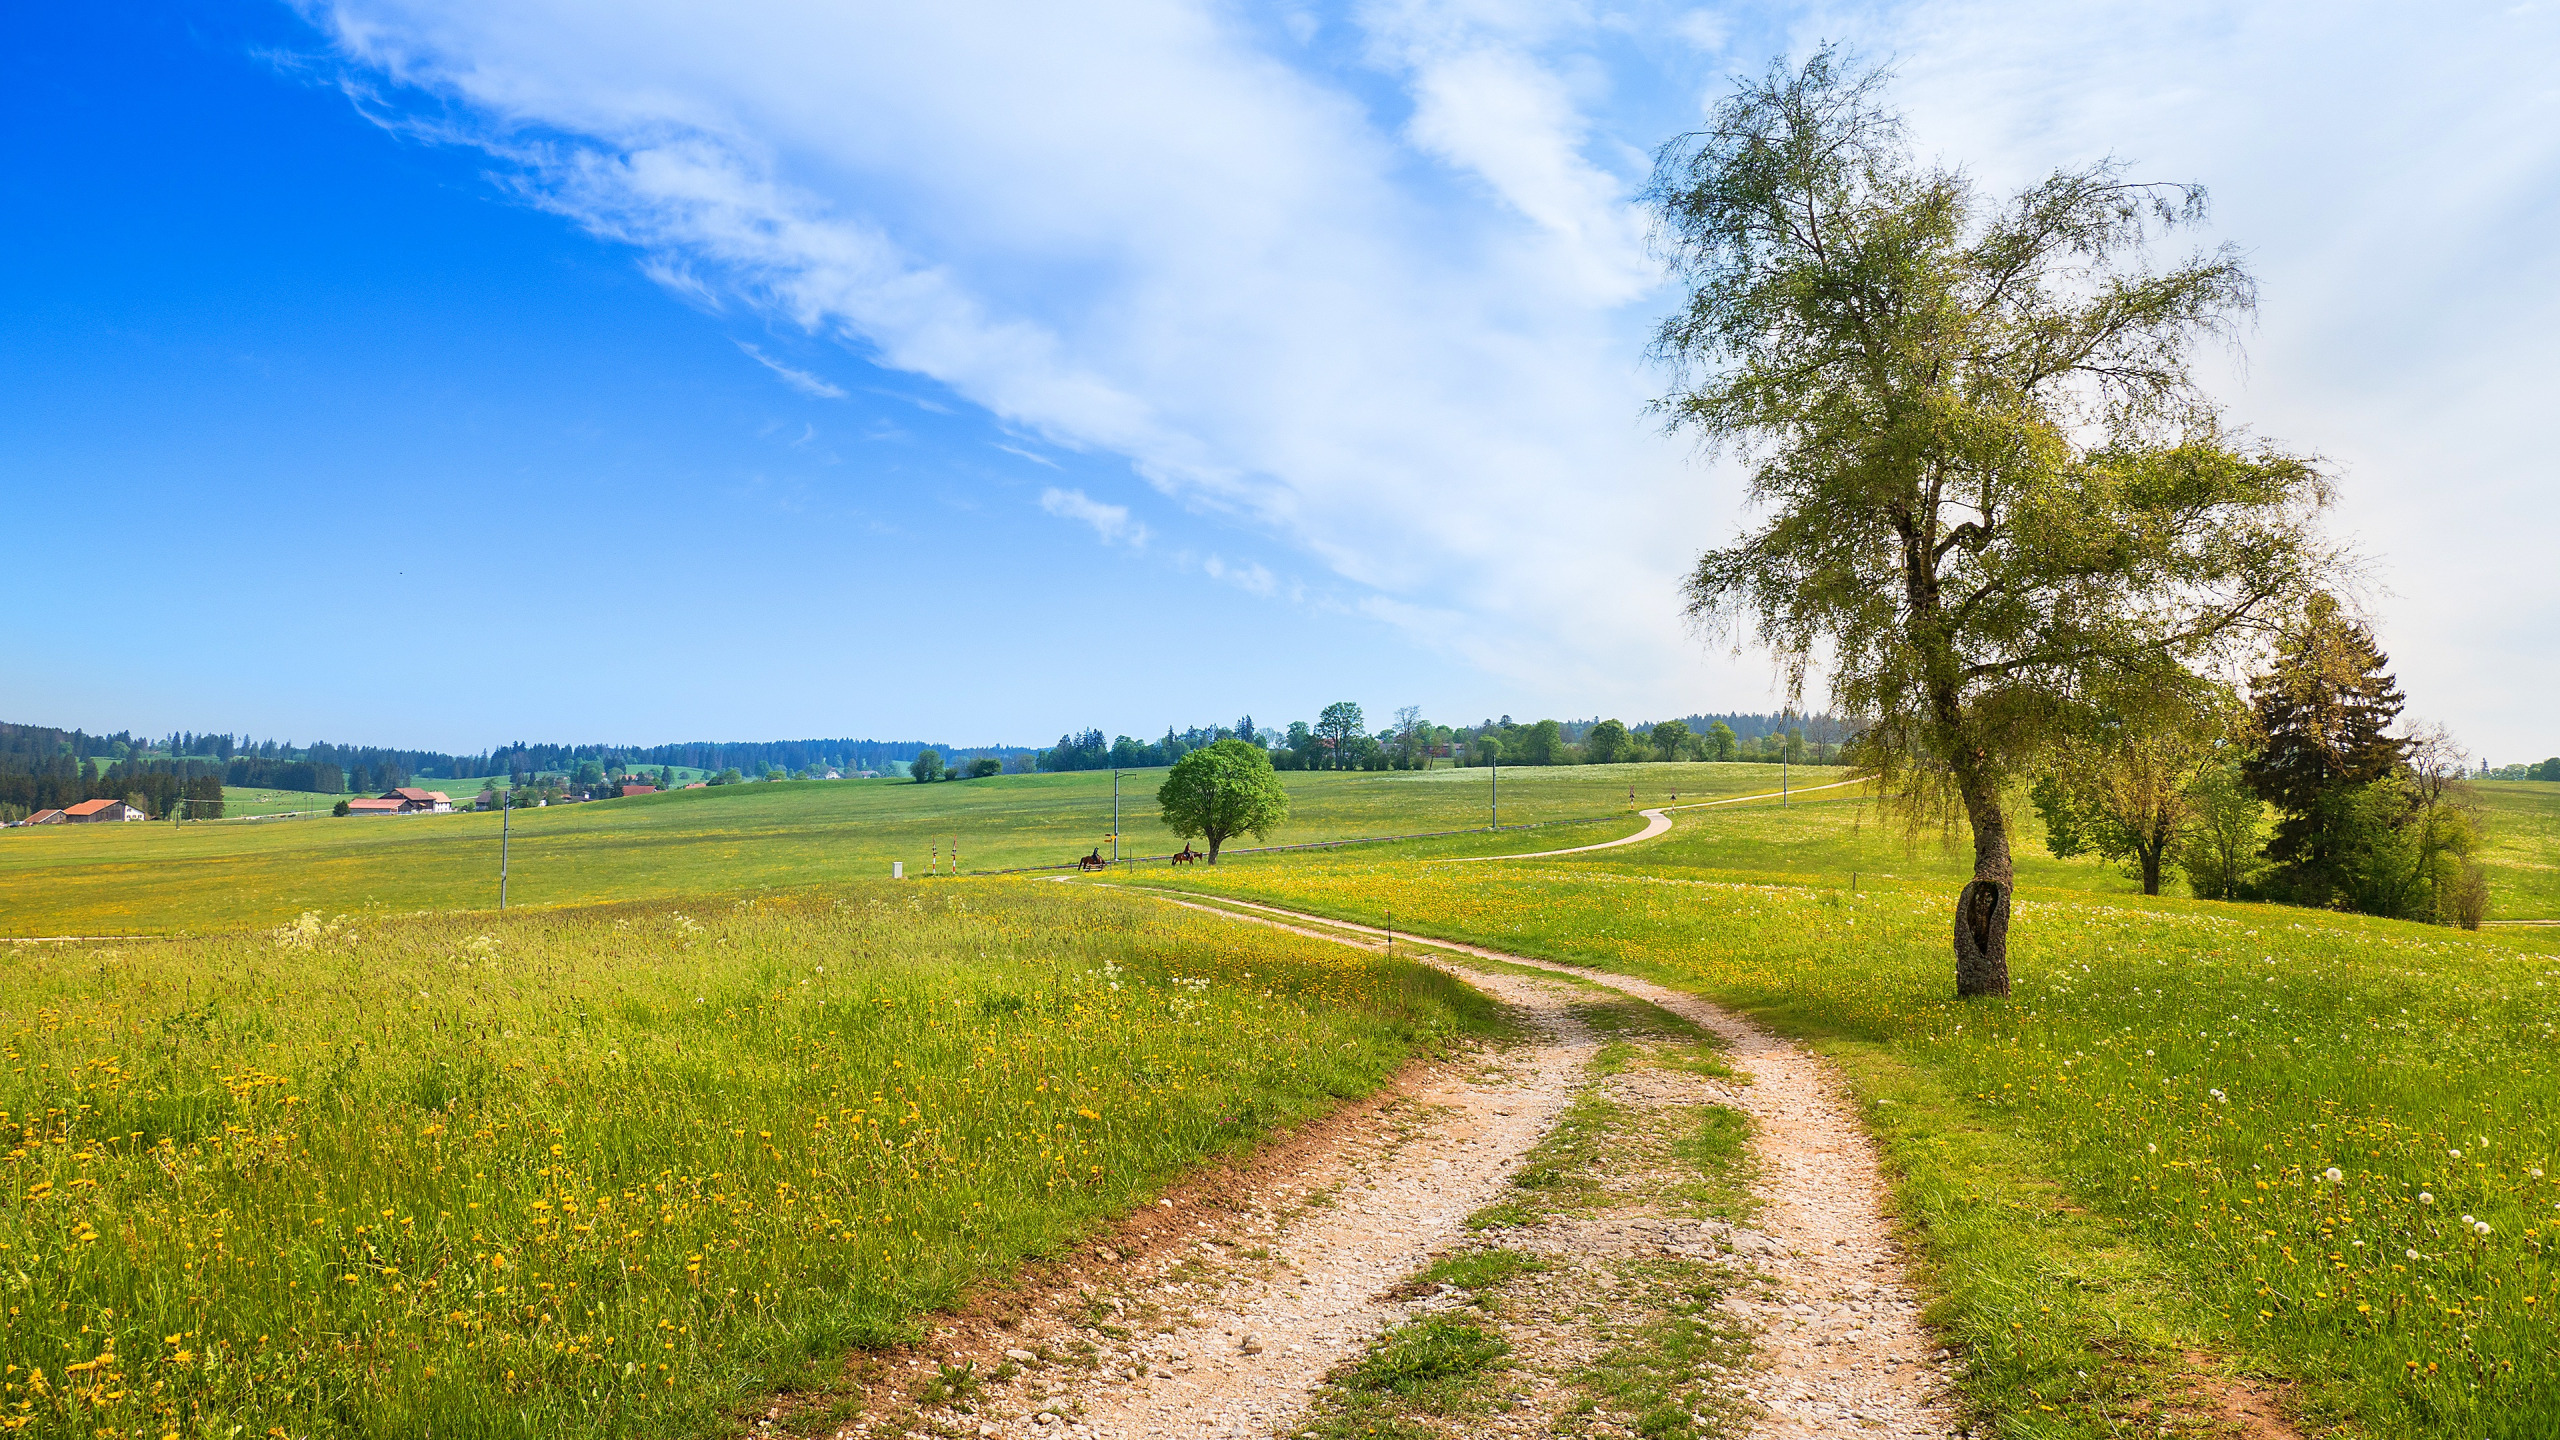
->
[
  {"left": 1112, "top": 767, "right": 1120, "bottom": 865},
  {"left": 499, "top": 791, "right": 511, "bottom": 911},
  {"left": 1491, "top": 755, "right": 1499, "bottom": 829}
]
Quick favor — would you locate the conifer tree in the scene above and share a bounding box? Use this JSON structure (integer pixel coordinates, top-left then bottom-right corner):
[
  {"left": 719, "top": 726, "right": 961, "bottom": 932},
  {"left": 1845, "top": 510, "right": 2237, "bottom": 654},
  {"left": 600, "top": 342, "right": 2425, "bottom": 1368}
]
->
[{"left": 2243, "top": 594, "right": 2407, "bottom": 898}]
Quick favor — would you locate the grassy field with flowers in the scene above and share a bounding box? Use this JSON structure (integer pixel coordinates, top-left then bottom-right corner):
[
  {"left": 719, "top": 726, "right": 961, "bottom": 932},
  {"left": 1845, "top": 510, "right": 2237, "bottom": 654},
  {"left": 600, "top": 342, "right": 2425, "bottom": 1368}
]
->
[
  {"left": 1137, "top": 851, "right": 2560, "bottom": 1439},
  {"left": 0, "top": 881, "right": 1502, "bottom": 1439},
  {"left": 2472, "top": 782, "right": 2560, "bottom": 921},
  {"left": 0, "top": 763, "right": 1813, "bottom": 938}
]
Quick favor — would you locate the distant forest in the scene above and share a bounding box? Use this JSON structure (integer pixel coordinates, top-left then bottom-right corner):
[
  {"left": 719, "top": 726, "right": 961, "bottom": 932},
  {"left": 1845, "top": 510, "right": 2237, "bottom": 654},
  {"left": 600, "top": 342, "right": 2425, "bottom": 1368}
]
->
[{"left": 0, "top": 720, "right": 1032, "bottom": 818}]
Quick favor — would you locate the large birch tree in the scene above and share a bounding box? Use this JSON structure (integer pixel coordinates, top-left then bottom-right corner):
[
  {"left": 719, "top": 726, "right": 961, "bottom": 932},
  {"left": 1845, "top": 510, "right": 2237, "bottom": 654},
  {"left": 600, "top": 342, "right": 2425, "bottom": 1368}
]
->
[{"left": 1648, "top": 50, "right": 2333, "bottom": 996}]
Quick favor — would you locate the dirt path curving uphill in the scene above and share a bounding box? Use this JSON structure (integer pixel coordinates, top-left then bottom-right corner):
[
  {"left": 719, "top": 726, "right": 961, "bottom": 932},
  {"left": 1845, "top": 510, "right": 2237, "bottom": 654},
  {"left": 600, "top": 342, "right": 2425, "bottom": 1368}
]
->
[{"left": 1425, "top": 776, "right": 1870, "bottom": 865}]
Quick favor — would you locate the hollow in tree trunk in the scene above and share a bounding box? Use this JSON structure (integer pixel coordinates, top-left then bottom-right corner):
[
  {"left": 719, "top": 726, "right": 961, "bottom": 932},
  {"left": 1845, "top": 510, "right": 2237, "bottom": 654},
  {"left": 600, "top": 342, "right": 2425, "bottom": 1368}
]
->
[{"left": 1952, "top": 772, "right": 2013, "bottom": 998}]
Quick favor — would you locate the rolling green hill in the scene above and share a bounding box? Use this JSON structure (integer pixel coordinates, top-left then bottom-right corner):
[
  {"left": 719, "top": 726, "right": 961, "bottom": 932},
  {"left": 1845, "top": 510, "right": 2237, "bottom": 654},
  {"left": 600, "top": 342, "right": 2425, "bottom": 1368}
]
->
[{"left": 0, "top": 763, "right": 1810, "bottom": 935}]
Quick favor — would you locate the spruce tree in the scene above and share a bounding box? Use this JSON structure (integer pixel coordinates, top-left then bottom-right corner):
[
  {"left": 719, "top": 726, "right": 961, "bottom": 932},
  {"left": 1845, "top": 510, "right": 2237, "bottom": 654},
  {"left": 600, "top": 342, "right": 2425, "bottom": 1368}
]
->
[{"left": 2243, "top": 594, "right": 2405, "bottom": 896}]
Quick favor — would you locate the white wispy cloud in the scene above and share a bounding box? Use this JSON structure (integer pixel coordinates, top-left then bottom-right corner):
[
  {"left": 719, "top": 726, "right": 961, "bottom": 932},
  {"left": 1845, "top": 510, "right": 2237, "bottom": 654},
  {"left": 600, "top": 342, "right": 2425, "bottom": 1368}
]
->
[
  {"left": 994, "top": 443, "right": 1061, "bottom": 469},
  {"left": 1201, "top": 554, "right": 1277, "bottom": 596},
  {"left": 295, "top": 0, "right": 2560, "bottom": 747},
  {"left": 735, "top": 340, "right": 846, "bottom": 398},
  {"left": 1040, "top": 486, "right": 1150, "bottom": 548},
  {"left": 295, "top": 0, "right": 1727, "bottom": 705}
]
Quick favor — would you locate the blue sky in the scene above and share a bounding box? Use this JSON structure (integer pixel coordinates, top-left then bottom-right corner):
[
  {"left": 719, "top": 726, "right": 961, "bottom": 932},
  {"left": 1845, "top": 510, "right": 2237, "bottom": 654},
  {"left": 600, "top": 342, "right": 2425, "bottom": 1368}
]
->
[{"left": 6, "top": 2, "right": 2554, "bottom": 761}]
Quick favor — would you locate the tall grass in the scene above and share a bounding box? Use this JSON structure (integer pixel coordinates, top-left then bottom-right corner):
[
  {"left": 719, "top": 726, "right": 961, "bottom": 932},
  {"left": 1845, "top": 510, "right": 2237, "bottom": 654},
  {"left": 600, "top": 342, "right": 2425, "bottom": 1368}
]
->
[
  {"left": 1145, "top": 859, "right": 2560, "bottom": 1437},
  {"left": 0, "top": 882, "right": 1498, "bottom": 1438}
]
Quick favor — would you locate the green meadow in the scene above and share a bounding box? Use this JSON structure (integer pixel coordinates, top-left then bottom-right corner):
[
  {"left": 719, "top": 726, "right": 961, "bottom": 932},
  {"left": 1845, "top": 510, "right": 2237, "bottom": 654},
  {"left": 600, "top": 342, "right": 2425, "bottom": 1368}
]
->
[
  {"left": 0, "top": 884, "right": 1498, "bottom": 1439},
  {"left": 0, "top": 764, "right": 1803, "bottom": 937},
  {"left": 2472, "top": 782, "right": 2560, "bottom": 922},
  {"left": 11, "top": 764, "right": 2560, "bottom": 1437}
]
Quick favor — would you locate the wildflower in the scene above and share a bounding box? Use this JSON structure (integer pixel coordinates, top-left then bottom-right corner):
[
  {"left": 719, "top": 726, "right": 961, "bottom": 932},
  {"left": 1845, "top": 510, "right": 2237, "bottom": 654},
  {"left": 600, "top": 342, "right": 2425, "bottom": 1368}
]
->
[
  {"left": 2450, "top": 1149, "right": 2463, "bottom": 1159},
  {"left": 2323, "top": 1167, "right": 2344, "bottom": 1183},
  {"left": 2475, "top": 1221, "right": 2492, "bottom": 1236},
  {"left": 2407, "top": 1249, "right": 2422, "bottom": 1261},
  {"left": 2419, "top": 1193, "right": 2434, "bottom": 1205}
]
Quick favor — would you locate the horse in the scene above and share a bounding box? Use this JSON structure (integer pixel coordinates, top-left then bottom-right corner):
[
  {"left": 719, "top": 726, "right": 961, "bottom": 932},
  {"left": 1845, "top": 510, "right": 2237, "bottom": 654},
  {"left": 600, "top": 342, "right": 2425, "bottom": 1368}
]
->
[
  {"left": 1077, "top": 847, "right": 1107, "bottom": 871},
  {"left": 1170, "top": 844, "right": 1202, "bottom": 866}
]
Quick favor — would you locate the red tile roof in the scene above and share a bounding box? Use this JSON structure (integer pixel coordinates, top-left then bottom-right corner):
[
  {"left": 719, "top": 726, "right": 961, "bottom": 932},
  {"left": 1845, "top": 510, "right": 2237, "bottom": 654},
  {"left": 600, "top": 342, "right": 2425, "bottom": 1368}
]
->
[
  {"left": 63, "top": 799, "right": 123, "bottom": 817},
  {"left": 620, "top": 784, "right": 657, "bottom": 797}
]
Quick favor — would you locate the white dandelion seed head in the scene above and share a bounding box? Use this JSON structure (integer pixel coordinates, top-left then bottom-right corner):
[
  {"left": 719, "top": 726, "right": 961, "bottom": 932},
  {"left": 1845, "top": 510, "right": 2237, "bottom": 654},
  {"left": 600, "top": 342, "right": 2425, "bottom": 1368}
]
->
[
  {"left": 2477, "top": 1222, "right": 2493, "bottom": 1236},
  {"left": 2407, "top": 1249, "right": 2422, "bottom": 1261},
  {"left": 2420, "top": 1193, "right": 2435, "bottom": 1205},
  {"left": 2324, "top": 1167, "right": 2345, "bottom": 1183}
]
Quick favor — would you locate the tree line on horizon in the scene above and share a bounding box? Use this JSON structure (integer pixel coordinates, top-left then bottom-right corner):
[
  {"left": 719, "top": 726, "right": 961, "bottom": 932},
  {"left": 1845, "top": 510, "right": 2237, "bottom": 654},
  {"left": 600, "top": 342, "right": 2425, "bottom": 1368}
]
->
[{"left": 1032, "top": 708, "right": 1852, "bottom": 775}]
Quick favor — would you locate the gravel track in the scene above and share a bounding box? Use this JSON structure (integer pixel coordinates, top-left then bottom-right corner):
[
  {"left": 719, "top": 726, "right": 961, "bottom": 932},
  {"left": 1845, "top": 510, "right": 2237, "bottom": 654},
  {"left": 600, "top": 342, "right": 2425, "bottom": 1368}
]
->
[
  {"left": 872, "top": 883, "right": 1955, "bottom": 1439},
  {"left": 1173, "top": 896, "right": 1957, "bottom": 1439}
]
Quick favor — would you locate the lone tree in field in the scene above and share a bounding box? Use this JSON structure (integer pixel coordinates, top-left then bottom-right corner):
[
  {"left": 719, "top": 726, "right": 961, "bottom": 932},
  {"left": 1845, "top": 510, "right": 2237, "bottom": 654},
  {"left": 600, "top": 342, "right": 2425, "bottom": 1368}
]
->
[
  {"left": 1158, "top": 738, "right": 1291, "bottom": 863},
  {"left": 1650, "top": 49, "right": 2332, "bottom": 996}
]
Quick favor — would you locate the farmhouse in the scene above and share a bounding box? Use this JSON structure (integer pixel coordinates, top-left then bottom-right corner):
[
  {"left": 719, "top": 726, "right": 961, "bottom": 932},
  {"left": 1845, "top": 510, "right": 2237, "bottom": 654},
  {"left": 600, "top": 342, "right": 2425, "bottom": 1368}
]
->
[
  {"left": 345, "top": 797, "right": 407, "bottom": 816},
  {"left": 63, "top": 799, "right": 147, "bottom": 823},
  {"left": 619, "top": 783, "right": 657, "bottom": 798},
  {"left": 23, "top": 808, "right": 66, "bottom": 825},
  {"left": 383, "top": 787, "right": 453, "bottom": 813}
]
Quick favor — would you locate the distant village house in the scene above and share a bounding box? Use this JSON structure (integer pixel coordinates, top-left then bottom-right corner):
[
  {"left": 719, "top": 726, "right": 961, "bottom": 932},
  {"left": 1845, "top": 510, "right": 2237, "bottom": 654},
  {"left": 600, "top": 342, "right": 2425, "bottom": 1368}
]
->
[
  {"left": 62, "top": 799, "right": 147, "bottom": 823},
  {"left": 348, "top": 788, "right": 453, "bottom": 816}
]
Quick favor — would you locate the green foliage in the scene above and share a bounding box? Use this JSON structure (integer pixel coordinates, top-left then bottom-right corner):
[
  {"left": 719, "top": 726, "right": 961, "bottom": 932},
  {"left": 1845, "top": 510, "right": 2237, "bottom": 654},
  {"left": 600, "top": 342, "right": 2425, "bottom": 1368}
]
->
[
  {"left": 909, "top": 748, "right": 944, "bottom": 784},
  {"left": 2029, "top": 774, "right": 2091, "bottom": 859},
  {"left": 2030, "top": 691, "right": 2238, "bottom": 895},
  {"left": 1314, "top": 702, "right": 1365, "bottom": 770},
  {"left": 1703, "top": 721, "right": 1737, "bottom": 762},
  {"left": 1155, "top": 739, "right": 1291, "bottom": 861},
  {"left": 1646, "top": 719, "right": 1693, "bottom": 762},
  {"left": 2177, "top": 755, "right": 2268, "bottom": 902},
  {"left": 1522, "top": 719, "right": 1566, "bottom": 765},
  {"left": 965, "top": 757, "right": 1003, "bottom": 779},
  {"left": 1584, "top": 719, "right": 1634, "bottom": 765}
]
